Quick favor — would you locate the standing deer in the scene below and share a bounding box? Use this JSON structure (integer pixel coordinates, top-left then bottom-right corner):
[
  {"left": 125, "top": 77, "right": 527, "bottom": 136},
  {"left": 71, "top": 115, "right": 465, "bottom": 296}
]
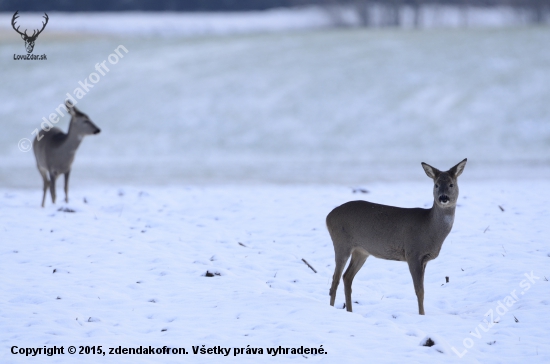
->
[
  {"left": 326, "top": 159, "right": 467, "bottom": 315},
  {"left": 33, "top": 102, "right": 101, "bottom": 207},
  {"left": 11, "top": 11, "right": 49, "bottom": 54}
]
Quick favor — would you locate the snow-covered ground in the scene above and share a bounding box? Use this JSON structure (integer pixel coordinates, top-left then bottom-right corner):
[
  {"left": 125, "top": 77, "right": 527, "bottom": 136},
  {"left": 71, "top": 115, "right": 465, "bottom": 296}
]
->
[
  {"left": 1, "top": 179, "right": 549, "bottom": 363},
  {"left": 1, "top": 12, "right": 549, "bottom": 363},
  {"left": 1, "top": 26, "right": 550, "bottom": 187}
]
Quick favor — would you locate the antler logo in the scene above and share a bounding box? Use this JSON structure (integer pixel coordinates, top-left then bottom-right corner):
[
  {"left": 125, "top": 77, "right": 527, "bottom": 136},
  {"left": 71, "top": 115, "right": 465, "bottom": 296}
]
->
[{"left": 12, "top": 11, "right": 49, "bottom": 54}]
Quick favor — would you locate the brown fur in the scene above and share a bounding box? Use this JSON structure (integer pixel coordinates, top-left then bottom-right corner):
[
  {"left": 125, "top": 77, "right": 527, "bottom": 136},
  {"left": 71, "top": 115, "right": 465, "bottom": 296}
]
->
[{"left": 326, "top": 159, "right": 467, "bottom": 315}]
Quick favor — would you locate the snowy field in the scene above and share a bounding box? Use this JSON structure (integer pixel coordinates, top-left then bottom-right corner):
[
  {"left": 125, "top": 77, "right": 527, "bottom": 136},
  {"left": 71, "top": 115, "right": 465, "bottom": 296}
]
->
[
  {"left": 1, "top": 10, "right": 549, "bottom": 364},
  {"left": 1, "top": 180, "right": 549, "bottom": 363},
  {"left": 1, "top": 23, "right": 550, "bottom": 187}
]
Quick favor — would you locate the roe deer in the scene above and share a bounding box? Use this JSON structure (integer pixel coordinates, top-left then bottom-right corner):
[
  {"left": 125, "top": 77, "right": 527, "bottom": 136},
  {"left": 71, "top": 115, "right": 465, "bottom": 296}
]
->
[
  {"left": 33, "top": 101, "right": 101, "bottom": 207},
  {"left": 326, "top": 159, "right": 467, "bottom": 315}
]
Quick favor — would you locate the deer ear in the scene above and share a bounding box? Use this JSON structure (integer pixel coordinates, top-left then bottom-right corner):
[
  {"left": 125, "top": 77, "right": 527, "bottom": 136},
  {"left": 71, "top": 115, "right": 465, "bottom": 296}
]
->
[
  {"left": 421, "top": 162, "right": 440, "bottom": 180},
  {"left": 449, "top": 158, "right": 467, "bottom": 178},
  {"left": 65, "top": 100, "right": 76, "bottom": 115}
]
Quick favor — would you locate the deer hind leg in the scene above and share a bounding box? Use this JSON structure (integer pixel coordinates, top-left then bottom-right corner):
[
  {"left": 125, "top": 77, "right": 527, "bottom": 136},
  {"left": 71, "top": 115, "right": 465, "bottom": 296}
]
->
[
  {"left": 329, "top": 252, "right": 349, "bottom": 307},
  {"left": 328, "top": 225, "right": 355, "bottom": 308},
  {"left": 49, "top": 171, "right": 58, "bottom": 204},
  {"left": 64, "top": 170, "right": 71, "bottom": 203},
  {"left": 39, "top": 168, "right": 49, "bottom": 208},
  {"left": 342, "top": 248, "right": 369, "bottom": 312},
  {"left": 407, "top": 257, "right": 427, "bottom": 315}
]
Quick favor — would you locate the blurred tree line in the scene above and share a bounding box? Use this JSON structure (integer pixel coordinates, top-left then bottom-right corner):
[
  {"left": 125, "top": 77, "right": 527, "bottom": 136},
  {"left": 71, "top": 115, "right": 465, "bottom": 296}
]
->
[
  {"left": 306, "top": 0, "right": 549, "bottom": 27},
  {"left": 0, "top": 0, "right": 547, "bottom": 26}
]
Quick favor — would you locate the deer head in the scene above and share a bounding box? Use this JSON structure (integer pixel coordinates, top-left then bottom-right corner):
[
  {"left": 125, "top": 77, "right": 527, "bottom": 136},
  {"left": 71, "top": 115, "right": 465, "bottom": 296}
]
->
[{"left": 12, "top": 11, "right": 49, "bottom": 54}]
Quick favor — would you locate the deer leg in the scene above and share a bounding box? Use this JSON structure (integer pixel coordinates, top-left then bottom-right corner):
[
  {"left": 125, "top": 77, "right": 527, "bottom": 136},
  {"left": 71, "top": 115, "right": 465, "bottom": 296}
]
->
[
  {"left": 64, "top": 170, "right": 71, "bottom": 203},
  {"left": 408, "top": 257, "right": 427, "bottom": 315},
  {"left": 39, "top": 169, "right": 49, "bottom": 208},
  {"left": 49, "top": 171, "right": 58, "bottom": 204},
  {"left": 342, "top": 248, "right": 369, "bottom": 312},
  {"left": 330, "top": 254, "right": 349, "bottom": 307}
]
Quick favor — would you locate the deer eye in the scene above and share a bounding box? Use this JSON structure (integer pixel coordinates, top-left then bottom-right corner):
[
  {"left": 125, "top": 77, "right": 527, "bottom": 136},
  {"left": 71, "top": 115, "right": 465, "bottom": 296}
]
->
[
  {"left": 435, "top": 184, "right": 439, "bottom": 188},
  {"left": 450, "top": 184, "right": 454, "bottom": 187}
]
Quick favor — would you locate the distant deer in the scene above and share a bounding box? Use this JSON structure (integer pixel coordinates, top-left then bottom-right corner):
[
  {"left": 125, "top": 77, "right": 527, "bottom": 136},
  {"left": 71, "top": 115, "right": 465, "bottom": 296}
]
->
[
  {"left": 33, "top": 102, "right": 101, "bottom": 207},
  {"left": 326, "top": 159, "right": 467, "bottom": 315},
  {"left": 11, "top": 11, "right": 48, "bottom": 54}
]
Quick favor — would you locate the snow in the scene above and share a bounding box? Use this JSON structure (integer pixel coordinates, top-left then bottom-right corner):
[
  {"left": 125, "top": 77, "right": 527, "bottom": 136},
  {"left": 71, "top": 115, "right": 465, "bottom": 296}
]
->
[
  {"left": 1, "top": 11, "right": 549, "bottom": 363},
  {"left": 1, "top": 26, "right": 550, "bottom": 187},
  {"left": 1, "top": 180, "right": 549, "bottom": 363}
]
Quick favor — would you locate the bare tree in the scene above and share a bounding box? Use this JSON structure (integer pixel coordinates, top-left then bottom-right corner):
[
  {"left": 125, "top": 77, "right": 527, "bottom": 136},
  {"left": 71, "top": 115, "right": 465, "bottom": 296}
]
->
[
  {"left": 355, "top": 0, "right": 372, "bottom": 27},
  {"left": 377, "top": 0, "right": 401, "bottom": 26},
  {"left": 530, "top": 0, "right": 547, "bottom": 24},
  {"left": 410, "top": 0, "right": 424, "bottom": 28},
  {"left": 322, "top": 0, "right": 352, "bottom": 27},
  {"left": 460, "top": 0, "right": 470, "bottom": 27}
]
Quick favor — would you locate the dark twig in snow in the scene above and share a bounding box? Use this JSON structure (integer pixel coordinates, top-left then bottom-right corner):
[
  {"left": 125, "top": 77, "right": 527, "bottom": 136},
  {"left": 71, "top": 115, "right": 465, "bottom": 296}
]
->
[{"left": 302, "top": 258, "right": 317, "bottom": 273}]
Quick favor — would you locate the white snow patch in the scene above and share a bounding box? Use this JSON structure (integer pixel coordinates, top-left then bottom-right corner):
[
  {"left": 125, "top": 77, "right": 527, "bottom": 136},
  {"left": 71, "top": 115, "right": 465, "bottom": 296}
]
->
[{"left": 1, "top": 181, "right": 549, "bottom": 362}]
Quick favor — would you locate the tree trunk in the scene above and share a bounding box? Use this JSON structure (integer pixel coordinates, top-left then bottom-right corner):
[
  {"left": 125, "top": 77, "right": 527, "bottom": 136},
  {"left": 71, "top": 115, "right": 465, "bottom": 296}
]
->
[{"left": 355, "top": 0, "right": 371, "bottom": 27}]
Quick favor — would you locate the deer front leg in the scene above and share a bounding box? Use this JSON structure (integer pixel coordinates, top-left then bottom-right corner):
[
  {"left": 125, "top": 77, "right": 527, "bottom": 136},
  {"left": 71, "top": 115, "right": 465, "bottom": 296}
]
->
[
  {"left": 39, "top": 169, "right": 49, "bottom": 208},
  {"left": 64, "top": 170, "right": 71, "bottom": 203},
  {"left": 407, "top": 257, "right": 427, "bottom": 315},
  {"left": 49, "top": 171, "right": 58, "bottom": 204}
]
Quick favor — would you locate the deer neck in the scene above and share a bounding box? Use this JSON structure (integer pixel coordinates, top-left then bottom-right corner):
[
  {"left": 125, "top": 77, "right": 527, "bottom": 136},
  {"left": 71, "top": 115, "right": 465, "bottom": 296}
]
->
[
  {"left": 63, "top": 121, "right": 84, "bottom": 153},
  {"left": 421, "top": 202, "right": 455, "bottom": 258},
  {"left": 429, "top": 201, "right": 456, "bottom": 234}
]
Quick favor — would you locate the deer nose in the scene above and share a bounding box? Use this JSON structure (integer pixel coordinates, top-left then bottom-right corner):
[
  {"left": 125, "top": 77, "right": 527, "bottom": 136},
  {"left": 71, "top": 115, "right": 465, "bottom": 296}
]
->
[
  {"left": 439, "top": 195, "right": 449, "bottom": 204},
  {"left": 94, "top": 128, "right": 101, "bottom": 134}
]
